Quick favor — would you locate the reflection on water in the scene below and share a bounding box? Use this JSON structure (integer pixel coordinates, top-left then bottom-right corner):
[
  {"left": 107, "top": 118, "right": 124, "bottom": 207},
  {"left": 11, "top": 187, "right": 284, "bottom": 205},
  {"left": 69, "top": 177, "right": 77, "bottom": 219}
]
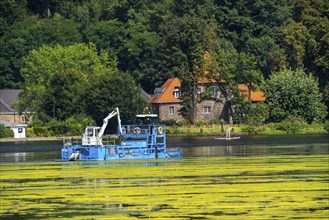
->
[
  {"left": 0, "top": 134, "right": 328, "bottom": 162},
  {"left": 183, "top": 143, "right": 329, "bottom": 157},
  {"left": 0, "top": 151, "right": 60, "bottom": 163}
]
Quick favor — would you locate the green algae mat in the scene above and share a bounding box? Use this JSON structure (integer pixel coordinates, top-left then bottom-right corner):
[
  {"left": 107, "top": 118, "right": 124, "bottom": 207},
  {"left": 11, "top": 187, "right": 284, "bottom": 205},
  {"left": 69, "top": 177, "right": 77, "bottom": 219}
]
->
[{"left": 1, "top": 155, "right": 328, "bottom": 219}]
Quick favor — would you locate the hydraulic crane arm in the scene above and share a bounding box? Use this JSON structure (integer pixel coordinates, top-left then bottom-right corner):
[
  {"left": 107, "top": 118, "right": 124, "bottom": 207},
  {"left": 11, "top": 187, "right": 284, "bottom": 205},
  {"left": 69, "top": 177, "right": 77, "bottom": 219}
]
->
[{"left": 97, "top": 107, "right": 122, "bottom": 139}]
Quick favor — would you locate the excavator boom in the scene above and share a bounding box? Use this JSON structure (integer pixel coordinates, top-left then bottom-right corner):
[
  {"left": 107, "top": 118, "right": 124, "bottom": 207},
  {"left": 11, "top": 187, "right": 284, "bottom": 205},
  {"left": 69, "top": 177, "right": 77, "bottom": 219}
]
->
[
  {"left": 82, "top": 107, "right": 122, "bottom": 146},
  {"left": 97, "top": 107, "right": 122, "bottom": 139}
]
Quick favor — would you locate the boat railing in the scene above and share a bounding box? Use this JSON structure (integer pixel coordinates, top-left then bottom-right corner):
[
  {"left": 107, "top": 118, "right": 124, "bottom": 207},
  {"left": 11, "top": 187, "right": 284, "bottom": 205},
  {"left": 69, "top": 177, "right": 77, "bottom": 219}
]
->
[
  {"left": 63, "top": 135, "right": 116, "bottom": 147},
  {"left": 103, "top": 135, "right": 116, "bottom": 145},
  {"left": 63, "top": 137, "right": 81, "bottom": 146},
  {"left": 120, "top": 124, "right": 166, "bottom": 136}
]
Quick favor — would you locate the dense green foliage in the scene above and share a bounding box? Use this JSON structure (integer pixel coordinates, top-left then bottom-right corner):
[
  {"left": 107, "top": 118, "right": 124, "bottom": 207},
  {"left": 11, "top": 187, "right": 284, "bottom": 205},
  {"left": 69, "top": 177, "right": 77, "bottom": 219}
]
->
[
  {"left": 17, "top": 43, "right": 112, "bottom": 121},
  {"left": 0, "top": 124, "right": 14, "bottom": 138},
  {"left": 27, "top": 114, "right": 95, "bottom": 137},
  {"left": 264, "top": 69, "right": 326, "bottom": 123},
  {"left": 16, "top": 43, "right": 144, "bottom": 131},
  {"left": 84, "top": 71, "right": 146, "bottom": 126},
  {"left": 1, "top": 0, "right": 328, "bottom": 127},
  {"left": 0, "top": 15, "right": 82, "bottom": 88},
  {"left": 323, "top": 120, "right": 329, "bottom": 133}
]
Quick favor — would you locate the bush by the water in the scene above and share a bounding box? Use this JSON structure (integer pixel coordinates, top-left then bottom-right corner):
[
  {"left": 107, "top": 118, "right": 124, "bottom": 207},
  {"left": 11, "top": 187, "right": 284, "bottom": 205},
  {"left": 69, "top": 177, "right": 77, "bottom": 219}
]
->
[
  {"left": 27, "top": 114, "right": 95, "bottom": 137},
  {"left": 0, "top": 124, "right": 14, "bottom": 138},
  {"left": 160, "top": 119, "right": 178, "bottom": 126},
  {"left": 323, "top": 120, "right": 329, "bottom": 133},
  {"left": 241, "top": 126, "right": 258, "bottom": 135},
  {"left": 276, "top": 115, "right": 306, "bottom": 134}
]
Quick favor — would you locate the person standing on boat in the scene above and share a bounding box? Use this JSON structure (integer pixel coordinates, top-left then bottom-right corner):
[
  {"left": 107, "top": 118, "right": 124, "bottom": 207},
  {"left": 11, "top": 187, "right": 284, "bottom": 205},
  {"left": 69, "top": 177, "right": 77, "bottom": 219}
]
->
[{"left": 225, "top": 127, "right": 231, "bottom": 138}]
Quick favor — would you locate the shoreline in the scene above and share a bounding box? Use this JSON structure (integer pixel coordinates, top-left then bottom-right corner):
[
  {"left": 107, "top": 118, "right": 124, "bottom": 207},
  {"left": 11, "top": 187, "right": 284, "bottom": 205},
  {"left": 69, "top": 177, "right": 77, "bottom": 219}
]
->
[
  {"left": 0, "top": 137, "right": 75, "bottom": 143},
  {"left": 1, "top": 132, "right": 327, "bottom": 143}
]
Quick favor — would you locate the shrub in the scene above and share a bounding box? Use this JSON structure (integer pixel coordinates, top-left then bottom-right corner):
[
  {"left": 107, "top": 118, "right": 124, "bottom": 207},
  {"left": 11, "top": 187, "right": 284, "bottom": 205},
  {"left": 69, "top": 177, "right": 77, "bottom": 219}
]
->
[
  {"left": 265, "top": 69, "right": 327, "bottom": 123},
  {"left": 235, "top": 102, "right": 269, "bottom": 126},
  {"left": 241, "top": 126, "right": 257, "bottom": 135},
  {"left": 33, "top": 126, "right": 51, "bottom": 137},
  {"left": 26, "top": 127, "right": 36, "bottom": 137},
  {"left": 177, "top": 119, "right": 191, "bottom": 126},
  {"left": 159, "top": 119, "right": 177, "bottom": 126},
  {"left": 276, "top": 115, "right": 306, "bottom": 134},
  {"left": 195, "top": 120, "right": 209, "bottom": 127},
  {"left": 166, "top": 126, "right": 178, "bottom": 135},
  {"left": 0, "top": 124, "right": 14, "bottom": 138},
  {"left": 208, "top": 119, "right": 223, "bottom": 125},
  {"left": 29, "top": 113, "right": 95, "bottom": 137},
  {"left": 323, "top": 120, "right": 329, "bottom": 133},
  {"left": 64, "top": 114, "right": 95, "bottom": 136},
  {"left": 48, "top": 119, "right": 66, "bottom": 136}
]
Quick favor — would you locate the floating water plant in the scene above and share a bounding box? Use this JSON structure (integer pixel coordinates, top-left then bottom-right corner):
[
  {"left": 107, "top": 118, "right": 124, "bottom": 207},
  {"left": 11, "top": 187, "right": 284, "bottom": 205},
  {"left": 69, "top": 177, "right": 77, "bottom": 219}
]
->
[{"left": 1, "top": 155, "right": 328, "bottom": 219}]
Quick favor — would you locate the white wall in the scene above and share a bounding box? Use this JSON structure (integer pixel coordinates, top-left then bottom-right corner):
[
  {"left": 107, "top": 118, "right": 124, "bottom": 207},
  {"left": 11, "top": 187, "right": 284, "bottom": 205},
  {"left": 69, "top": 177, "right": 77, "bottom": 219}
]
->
[{"left": 10, "top": 126, "right": 27, "bottom": 138}]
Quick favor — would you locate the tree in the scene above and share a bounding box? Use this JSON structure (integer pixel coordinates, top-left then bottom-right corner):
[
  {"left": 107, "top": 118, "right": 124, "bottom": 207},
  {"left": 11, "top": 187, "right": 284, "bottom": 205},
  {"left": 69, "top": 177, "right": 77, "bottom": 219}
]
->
[
  {"left": 26, "top": 0, "right": 60, "bottom": 18},
  {"left": 204, "top": 40, "right": 263, "bottom": 123},
  {"left": 120, "top": 8, "right": 159, "bottom": 89},
  {"left": 214, "top": 0, "right": 293, "bottom": 76},
  {"left": 0, "top": 0, "right": 28, "bottom": 36},
  {"left": 264, "top": 68, "right": 327, "bottom": 123},
  {"left": 84, "top": 71, "right": 146, "bottom": 130},
  {"left": 152, "top": 14, "right": 215, "bottom": 123},
  {"left": 0, "top": 15, "right": 82, "bottom": 89},
  {"left": 17, "top": 43, "right": 115, "bottom": 121},
  {"left": 287, "top": 0, "right": 329, "bottom": 89},
  {"left": 84, "top": 19, "right": 125, "bottom": 59},
  {"left": 282, "top": 22, "right": 310, "bottom": 70},
  {"left": 236, "top": 52, "right": 264, "bottom": 99}
]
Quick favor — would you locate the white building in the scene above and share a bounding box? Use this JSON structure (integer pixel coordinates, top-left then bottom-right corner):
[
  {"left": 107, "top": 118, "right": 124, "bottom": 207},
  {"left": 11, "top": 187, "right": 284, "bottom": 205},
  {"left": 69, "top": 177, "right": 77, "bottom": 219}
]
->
[{"left": 0, "top": 120, "right": 28, "bottom": 139}]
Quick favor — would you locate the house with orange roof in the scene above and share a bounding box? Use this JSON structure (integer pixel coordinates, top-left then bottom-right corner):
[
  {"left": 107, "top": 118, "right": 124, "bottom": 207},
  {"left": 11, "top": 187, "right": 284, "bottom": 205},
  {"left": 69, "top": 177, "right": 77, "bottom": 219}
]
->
[
  {"left": 238, "top": 84, "right": 266, "bottom": 102},
  {"left": 148, "top": 78, "right": 266, "bottom": 122},
  {"left": 148, "top": 78, "right": 185, "bottom": 121}
]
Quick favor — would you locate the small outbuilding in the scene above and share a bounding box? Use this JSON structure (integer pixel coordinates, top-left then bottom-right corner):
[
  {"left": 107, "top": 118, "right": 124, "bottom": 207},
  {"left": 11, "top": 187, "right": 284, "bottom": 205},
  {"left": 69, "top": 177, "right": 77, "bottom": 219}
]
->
[{"left": 0, "top": 120, "right": 28, "bottom": 139}]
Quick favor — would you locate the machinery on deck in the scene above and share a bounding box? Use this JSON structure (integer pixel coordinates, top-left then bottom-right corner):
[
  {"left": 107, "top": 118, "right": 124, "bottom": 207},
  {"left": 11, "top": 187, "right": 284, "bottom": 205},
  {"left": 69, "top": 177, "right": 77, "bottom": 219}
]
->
[
  {"left": 81, "top": 107, "right": 122, "bottom": 146},
  {"left": 61, "top": 108, "right": 181, "bottom": 161}
]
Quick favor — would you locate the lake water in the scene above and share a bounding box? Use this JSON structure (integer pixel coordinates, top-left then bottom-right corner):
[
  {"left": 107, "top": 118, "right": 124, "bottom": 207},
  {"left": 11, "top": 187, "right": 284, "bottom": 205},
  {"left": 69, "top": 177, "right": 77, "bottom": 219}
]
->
[{"left": 0, "top": 134, "right": 328, "bottom": 219}]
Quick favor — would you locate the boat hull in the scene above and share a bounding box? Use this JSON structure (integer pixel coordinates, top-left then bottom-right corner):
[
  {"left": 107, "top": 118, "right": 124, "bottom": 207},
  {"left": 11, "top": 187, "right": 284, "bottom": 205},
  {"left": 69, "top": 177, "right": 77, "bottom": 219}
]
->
[
  {"left": 61, "top": 124, "right": 181, "bottom": 161},
  {"left": 61, "top": 145, "right": 181, "bottom": 161}
]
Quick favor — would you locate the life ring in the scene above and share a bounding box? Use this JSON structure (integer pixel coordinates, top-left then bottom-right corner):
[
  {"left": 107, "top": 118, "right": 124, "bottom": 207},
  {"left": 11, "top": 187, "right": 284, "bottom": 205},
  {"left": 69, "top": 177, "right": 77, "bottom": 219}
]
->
[
  {"left": 157, "top": 126, "right": 163, "bottom": 134},
  {"left": 134, "top": 127, "right": 141, "bottom": 134}
]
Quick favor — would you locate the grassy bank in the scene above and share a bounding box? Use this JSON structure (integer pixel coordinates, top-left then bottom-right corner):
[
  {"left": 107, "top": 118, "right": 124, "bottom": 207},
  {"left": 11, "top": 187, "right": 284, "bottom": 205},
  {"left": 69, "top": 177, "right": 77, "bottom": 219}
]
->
[
  {"left": 166, "top": 122, "right": 327, "bottom": 137},
  {"left": 1, "top": 122, "right": 328, "bottom": 141}
]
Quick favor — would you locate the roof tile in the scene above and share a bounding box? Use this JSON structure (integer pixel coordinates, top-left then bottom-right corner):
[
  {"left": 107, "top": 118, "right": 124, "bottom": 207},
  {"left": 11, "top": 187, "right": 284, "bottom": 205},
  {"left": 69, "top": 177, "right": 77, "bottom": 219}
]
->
[
  {"left": 148, "top": 78, "right": 182, "bottom": 103},
  {"left": 238, "top": 84, "right": 266, "bottom": 101}
]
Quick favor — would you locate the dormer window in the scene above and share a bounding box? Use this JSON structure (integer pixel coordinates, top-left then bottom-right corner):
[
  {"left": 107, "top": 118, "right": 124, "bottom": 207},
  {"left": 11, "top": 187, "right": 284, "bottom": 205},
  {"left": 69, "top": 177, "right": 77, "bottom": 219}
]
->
[
  {"left": 211, "top": 86, "right": 218, "bottom": 98},
  {"left": 173, "top": 87, "right": 181, "bottom": 98}
]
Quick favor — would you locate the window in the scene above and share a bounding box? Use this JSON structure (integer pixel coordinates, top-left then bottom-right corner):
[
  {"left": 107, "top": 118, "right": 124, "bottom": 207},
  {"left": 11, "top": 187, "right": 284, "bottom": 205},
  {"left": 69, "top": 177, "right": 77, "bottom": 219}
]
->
[
  {"left": 87, "top": 128, "right": 94, "bottom": 137},
  {"left": 203, "top": 106, "right": 211, "bottom": 114},
  {"left": 173, "top": 87, "right": 181, "bottom": 98},
  {"left": 169, "top": 106, "right": 174, "bottom": 115},
  {"left": 211, "top": 86, "right": 217, "bottom": 98},
  {"left": 21, "top": 116, "right": 26, "bottom": 123}
]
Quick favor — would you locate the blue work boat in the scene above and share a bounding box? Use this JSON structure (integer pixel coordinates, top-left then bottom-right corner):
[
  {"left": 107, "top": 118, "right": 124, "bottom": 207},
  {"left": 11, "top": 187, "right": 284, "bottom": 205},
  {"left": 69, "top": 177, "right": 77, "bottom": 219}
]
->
[{"left": 61, "top": 108, "right": 181, "bottom": 161}]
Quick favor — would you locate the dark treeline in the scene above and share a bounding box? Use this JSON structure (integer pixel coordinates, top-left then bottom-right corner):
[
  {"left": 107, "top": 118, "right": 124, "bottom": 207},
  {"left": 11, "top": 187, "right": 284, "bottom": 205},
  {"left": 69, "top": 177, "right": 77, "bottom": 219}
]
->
[
  {"left": 1, "top": 0, "right": 328, "bottom": 90},
  {"left": 1, "top": 0, "right": 328, "bottom": 126}
]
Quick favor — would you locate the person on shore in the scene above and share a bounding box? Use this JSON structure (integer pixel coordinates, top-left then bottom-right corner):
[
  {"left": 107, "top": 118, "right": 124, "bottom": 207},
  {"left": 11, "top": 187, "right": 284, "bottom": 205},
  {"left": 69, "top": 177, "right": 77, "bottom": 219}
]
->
[{"left": 225, "top": 127, "right": 231, "bottom": 138}]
